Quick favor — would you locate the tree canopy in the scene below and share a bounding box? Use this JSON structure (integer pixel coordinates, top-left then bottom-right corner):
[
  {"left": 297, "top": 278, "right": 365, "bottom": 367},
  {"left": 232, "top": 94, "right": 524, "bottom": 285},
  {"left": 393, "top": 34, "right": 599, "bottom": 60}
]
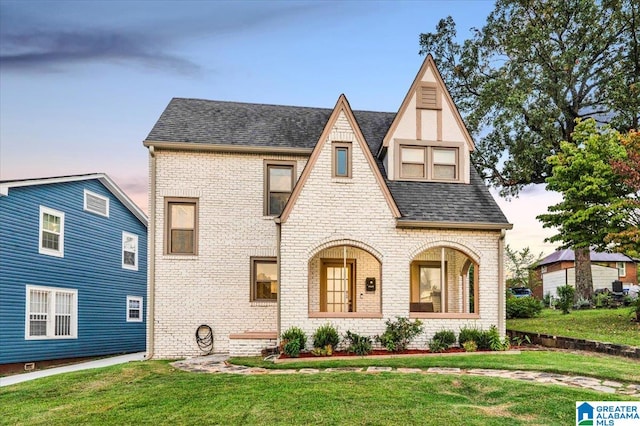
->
[
  {"left": 419, "top": 0, "right": 639, "bottom": 196},
  {"left": 504, "top": 245, "right": 543, "bottom": 289}
]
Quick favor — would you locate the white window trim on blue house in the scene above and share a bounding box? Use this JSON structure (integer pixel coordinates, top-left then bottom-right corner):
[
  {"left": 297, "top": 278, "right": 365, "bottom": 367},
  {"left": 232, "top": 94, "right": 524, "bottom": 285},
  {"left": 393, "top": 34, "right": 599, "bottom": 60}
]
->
[
  {"left": 126, "top": 296, "right": 143, "bottom": 322},
  {"left": 25, "top": 285, "right": 78, "bottom": 340},
  {"left": 122, "top": 231, "right": 139, "bottom": 271},
  {"left": 83, "top": 189, "right": 110, "bottom": 217},
  {"left": 39, "top": 206, "right": 65, "bottom": 257}
]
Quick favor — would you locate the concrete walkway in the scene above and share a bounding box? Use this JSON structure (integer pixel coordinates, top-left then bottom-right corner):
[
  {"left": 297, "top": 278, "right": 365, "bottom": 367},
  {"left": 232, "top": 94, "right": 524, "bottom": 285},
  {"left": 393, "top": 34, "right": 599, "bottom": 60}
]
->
[
  {"left": 171, "top": 354, "right": 640, "bottom": 397},
  {"left": 0, "top": 352, "right": 146, "bottom": 387}
]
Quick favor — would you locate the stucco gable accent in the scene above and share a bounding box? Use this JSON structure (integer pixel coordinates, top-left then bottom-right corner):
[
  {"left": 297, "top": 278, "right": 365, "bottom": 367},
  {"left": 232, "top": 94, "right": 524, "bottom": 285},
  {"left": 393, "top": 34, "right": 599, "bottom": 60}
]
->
[
  {"left": 280, "top": 94, "right": 401, "bottom": 222},
  {"left": 307, "top": 238, "right": 383, "bottom": 262},
  {"left": 408, "top": 238, "right": 483, "bottom": 264},
  {"left": 379, "top": 54, "right": 475, "bottom": 154}
]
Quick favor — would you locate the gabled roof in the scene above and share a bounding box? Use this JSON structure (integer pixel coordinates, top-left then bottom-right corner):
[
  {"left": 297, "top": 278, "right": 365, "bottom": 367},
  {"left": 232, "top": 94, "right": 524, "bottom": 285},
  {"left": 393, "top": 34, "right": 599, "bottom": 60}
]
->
[
  {"left": 538, "top": 249, "right": 634, "bottom": 267},
  {"left": 280, "top": 94, "right": 401, "bottom": 222},
  {"left": 0, "top": 173, "right": 148, "bottom": 226},
  {"left": 144, "top": 97, "right": 510, "bottom": 227}
]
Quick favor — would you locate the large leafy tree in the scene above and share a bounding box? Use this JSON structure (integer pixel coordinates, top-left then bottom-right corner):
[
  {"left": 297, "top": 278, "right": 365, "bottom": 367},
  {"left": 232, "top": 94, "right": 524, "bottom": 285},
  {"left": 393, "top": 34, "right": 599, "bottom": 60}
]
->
[
  {"left": 607, "top": 130, "right": 640, "bottom": 257},
  {"left": 505, "top": 245, "right": 543, "bottom": 289},
  {"left": 537, "top": 119, "right": 629, "bottom": 300},
  {"left": 419, "top": 0, "right": 639, "bottom": 196}
]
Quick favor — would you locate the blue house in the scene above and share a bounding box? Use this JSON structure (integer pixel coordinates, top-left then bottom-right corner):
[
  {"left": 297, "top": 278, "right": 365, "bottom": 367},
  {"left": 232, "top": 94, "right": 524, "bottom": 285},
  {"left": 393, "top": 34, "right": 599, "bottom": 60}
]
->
[{"left": 0, "top": 174, "right": 148, "bottom": 370}]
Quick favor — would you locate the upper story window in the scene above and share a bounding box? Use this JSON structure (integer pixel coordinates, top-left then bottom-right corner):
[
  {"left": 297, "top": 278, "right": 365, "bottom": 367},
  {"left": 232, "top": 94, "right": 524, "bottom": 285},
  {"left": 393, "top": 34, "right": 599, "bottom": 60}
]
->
[
  {"left": 26, "top": 285, "right": 77, "bottom": 339},
  {"left": 165, "top": 198, "right": 198, "bottom": 255},
  {"left": 84, "top": 189, "right": 109, "bottom": 217},
  {"left": 617, "top": 262, "right": 626, "bottom": 277},
  {"left": 39, "top": 206, "right": 64, "bottom": 257},
  {"left": 397, "top": 142, "right": 461, "bottom": 183},
  {"left": 122, "top": 232, "right": 139, "bottom": 270},
  {"left": 265, "top": 161, "right": 295, "bottom": 216},
  {"left": 432, "top": 148, "right": 458, "bottom": 180},
  {"left": 332, "top": 142, "right": 352, "bottom": 178},
  {"left": 400, "top": 146, "right": 427, "bottom": 179}
]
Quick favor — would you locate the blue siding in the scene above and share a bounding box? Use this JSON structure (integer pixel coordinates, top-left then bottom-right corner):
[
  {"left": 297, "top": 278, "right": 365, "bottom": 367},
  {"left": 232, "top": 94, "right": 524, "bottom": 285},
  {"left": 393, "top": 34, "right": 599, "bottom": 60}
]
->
[{"left": 0, "top": 179, "right": 147, "bottom": 364}]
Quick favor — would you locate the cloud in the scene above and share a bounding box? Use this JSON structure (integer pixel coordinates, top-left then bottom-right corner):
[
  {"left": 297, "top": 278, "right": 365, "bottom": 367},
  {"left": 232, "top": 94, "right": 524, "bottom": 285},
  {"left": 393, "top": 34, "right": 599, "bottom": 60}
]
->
[{"left": 0, "top": 29, "right": 200, "bottom": 74}]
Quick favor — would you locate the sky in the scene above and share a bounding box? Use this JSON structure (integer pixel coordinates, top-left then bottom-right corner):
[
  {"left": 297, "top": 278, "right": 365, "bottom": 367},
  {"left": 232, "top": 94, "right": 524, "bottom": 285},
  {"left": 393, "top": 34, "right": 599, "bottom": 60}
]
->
[{"left": 0, "top": 0, "right": 563, "bottom": 257}]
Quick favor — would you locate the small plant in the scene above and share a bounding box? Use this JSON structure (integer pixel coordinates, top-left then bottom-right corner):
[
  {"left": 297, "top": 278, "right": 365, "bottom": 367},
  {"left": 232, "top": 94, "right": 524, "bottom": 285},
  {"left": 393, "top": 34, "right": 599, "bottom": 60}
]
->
[
  {"left": 280, "top": 326, "right": 307, "bottom": 357},
  {"left": 574, "top": 297, "right": 592, "bottom": 310},
  {"left": 432, "top": 330, "right": 457, "bottom": 347},
  {"left": 312, "top": 323, "right": 340, "bottom": 349},
  {"left": 428, "top": 338, "right": 448, "bottom": 353},
  {"left": 556, "top": 285, "right": 575, "bottom": 314},
  {"left": 344, "top": 330, "right": 373, "bottom": 356},
  {"left": 311, "top": 345, "right": 333, "bottom": 357},
  {"left": 488, "top": 325, "right": 510, "bottom": 351},
  {"left": 459, "top": 326, "right": 481, "bottom": 346},
  {"left": 511, "top": 334, "right": 531, "bottom": 346},
  {"left": 506, "top": 296, "right": 543, "bottom": 319},
  {"left": 593, "top": 291, "right": 612, "bottom": 309},
  {"left": 542, "top": 292, "right": 553, "bottom": 308},
  {"left": 376, "top": 317, "right": 423, "bottom": 352},
  {"left": 462, "top": 340, "right": 477, "bottom": 352}
]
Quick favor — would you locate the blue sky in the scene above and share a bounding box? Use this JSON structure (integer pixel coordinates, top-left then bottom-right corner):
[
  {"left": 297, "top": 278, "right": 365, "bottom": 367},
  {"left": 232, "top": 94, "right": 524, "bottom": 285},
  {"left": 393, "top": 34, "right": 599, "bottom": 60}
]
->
[{"left": 0, "top": 0, "right": 561, "bottom": 256}]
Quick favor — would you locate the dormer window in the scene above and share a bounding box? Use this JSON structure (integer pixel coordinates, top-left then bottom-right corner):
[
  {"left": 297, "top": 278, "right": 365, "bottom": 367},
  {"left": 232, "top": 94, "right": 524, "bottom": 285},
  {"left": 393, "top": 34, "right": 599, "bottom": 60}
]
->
[
  {"left": 400, "top": 146, "right": 427, "bottom": 179},
  {"left": 395, "top": 141, "right": 462, "bottom": 183},
  {"left": 432, "top": 148, "right": 457, "bottom": 180}
]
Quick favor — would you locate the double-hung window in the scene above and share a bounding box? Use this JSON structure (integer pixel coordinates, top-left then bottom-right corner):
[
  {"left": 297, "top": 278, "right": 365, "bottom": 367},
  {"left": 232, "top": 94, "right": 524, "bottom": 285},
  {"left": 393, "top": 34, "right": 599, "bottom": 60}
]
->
[
  {"left": 432, "top": 148, "right": 457, "bottom": 180},
  {"left": 165, "top": 198, "right": 198, "bottom": 255},
  {"left": 265, "top": 162, "right": 295, "bottom": 216},
  {"left": 397, "top": 144, "right": 460, "bottom": 182},
  {"left": 26, "top": 285, "right": 77, "bottom": 339},
  {"left": 251, "top": 258, "right": 278, "bottom": 301},
  {"left": 617, "top": 262, "right": 626, "bottom": 277},
  {"left": 400, "top": 146, "right": 427, "bottom": 179},
  {"left": 39, "top": 206, "right": 64, "bottom": 257},
  {"left": 122, "top": 232, "right": 139, "bottom": 270},
  {"left": 127, "top": 296, "right": 143, "bottom": 322}
]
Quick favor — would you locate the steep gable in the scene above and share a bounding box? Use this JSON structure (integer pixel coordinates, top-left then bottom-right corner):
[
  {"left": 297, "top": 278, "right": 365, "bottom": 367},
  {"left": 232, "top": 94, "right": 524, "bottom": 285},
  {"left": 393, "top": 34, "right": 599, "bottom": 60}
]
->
[{"left": 280, "top": 95, "right": 400, "bottom": 222}]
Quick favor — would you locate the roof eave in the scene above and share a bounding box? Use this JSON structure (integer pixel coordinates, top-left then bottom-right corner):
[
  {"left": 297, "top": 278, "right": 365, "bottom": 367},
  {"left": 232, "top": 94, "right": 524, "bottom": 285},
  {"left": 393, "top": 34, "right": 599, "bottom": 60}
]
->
[
  {"left": 396, "top": 219, "right": 513, "bottom": 230},
  {"left": 143, "top": 140, "right": 313, "bottom": 156}
]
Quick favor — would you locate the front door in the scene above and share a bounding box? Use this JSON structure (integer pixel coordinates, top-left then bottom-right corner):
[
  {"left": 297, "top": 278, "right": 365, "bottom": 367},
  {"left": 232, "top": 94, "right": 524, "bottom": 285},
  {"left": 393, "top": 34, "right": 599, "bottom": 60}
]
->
[{"left": 321, "top": 259, "right": 355, "bottom": 312}]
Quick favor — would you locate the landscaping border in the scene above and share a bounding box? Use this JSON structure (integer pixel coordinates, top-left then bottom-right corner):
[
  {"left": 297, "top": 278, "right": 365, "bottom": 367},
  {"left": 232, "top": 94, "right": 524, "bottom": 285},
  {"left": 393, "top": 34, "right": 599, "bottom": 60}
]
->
[
  {"left": 273, "top": 350, "right": 521, "bottom": 364},
  {"left": 507, "top": 330, "right": 640, "bottom": 359}
]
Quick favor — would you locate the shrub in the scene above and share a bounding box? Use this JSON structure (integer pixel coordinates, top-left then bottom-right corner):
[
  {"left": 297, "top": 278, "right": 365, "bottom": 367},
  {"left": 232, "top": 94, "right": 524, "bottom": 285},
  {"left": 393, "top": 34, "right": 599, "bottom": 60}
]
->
[
  {"left": 593, "top": 291, "right": 612, "bottom": 309},
  {"left": 458, "top": 326, "right": 481, "bottom": 346},
  {"left": 542, "top": 292, "right": 554, "bottom": 308},
  {"left": 344, "top": 330, "right": 373, "bottom": 356},
  {"left": 429, "top": 338, "right": 448, "bottom": 353},
  {"left": 312, "top": 323, "right": 340, "bottom": 349},
  {"left": 280, "top": 326, "right": 307, "bottom": 357},
  {"left": 462, "top": 340, "right": 477, "bottom": 352},
  {"left": 432, "top": 330, "right": 457, "bottom": 347},
  {"left": 574, "top": 297, "right": 592, "bottom": 310},
  {"left": 506, "top": 296, "right": 542, "bottom": 319},
  {"left": 488, "top": 325, "right": 510, "bottom": 351},
  {"left": 376, "top": 317, "right": 423, "bottom": 352},
  {"left": 556, "top": 285, "right": 575, "bottom": 314}
]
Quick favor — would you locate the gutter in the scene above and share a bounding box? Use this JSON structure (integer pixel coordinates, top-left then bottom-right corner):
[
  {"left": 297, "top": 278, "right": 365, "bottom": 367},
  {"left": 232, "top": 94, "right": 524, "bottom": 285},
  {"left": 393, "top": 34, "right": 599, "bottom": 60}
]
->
[
  {"left": 396, "top": 219, "right": 513, "bottom": 230},
  {"left": 146, "top": 146, "right": 156, "bottom": 360},
  {"left": 275, "top": 218, "right": 282, "bottom": 342},
  {"left": 143, "top": 140, "right": 313, "bottom": 156}
]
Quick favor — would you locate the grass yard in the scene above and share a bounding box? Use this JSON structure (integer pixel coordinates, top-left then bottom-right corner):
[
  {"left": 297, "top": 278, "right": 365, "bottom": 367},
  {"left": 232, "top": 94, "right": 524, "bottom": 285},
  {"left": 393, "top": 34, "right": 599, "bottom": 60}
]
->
[
  {"left": 507, "top": 307, "right": 640, "bottom": 347},
  {"left": 1, "top": 359, "right": 637, "bottom": 426},
  {"left": 231, "top": 350, "right": 640, "bottom": 383}
]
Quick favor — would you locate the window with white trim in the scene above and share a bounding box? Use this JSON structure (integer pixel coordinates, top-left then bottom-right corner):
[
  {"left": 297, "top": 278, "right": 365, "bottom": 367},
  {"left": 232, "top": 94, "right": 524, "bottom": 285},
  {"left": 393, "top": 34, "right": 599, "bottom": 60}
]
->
[
  {"left": 84, "top": 189, "right": 109, "bottom": 217},
  {"left": 127, "top": 296, "right": 143, "bottom": 322},
  {"left": 617, "top": 262, "right": 626, "bottom": 277},
  {"left": 26, "top": 285, "right": 77, "bottom": 339},
  {"left": 122, "top": 232, "right": 139, "bottom": 270},
  {"left": 39, "top": 206, "right": 64, "bottom": 257}
]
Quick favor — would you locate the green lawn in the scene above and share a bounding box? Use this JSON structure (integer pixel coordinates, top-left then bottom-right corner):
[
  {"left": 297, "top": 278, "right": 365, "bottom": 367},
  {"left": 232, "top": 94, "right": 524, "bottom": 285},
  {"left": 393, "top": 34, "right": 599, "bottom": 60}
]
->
[
  {"left": 231, "top": 350, "right": 640, "bottom": 383},
  {"left": 507, "top": 307, "right": 640, "bottom": 347},
  {"left": 1, "top": 359, "right": 636, "bottom": 425}
]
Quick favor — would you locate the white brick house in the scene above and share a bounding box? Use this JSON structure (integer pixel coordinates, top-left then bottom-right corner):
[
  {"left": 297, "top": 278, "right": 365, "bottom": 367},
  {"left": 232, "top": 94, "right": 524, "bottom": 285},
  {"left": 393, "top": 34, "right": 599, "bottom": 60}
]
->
[{"left": 144, "top": 56, "right": 512, "bottom": 358}]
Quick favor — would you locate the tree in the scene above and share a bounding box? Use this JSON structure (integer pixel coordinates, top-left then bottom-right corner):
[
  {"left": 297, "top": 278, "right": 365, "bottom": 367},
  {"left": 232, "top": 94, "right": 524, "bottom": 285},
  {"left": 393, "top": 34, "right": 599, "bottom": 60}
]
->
[
  {"left": 504, "top": 245, "right": 543, "bottom": 289},
  {"left": 419, "top": 0, "right": 639, "bottom": 197},
  {"left": 537, "top": 119, "right": 629, "bottom": 300},
  {"left": 607, "top": 130, "right": 640, "bottom": 256}
]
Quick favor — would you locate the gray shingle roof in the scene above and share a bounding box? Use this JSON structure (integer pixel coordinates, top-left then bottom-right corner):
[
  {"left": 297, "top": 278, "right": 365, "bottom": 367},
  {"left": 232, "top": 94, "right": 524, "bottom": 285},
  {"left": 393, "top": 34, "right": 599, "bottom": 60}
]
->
[
  {"left": 146, "top": 97, "right": 509, "bottom": 225},
  {"left": 538, "top": 249, "right": 634, "bottom": 266}
]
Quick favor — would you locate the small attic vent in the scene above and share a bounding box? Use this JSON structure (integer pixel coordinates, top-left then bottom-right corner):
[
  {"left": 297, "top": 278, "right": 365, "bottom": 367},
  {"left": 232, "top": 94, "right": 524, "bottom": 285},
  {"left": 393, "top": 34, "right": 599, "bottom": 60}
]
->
[
  {"left": 84, "top": 190, "right": 109, "bottom": 217},
  {"left": 417, "top": 84, "right": 440, "bottom": 110}
]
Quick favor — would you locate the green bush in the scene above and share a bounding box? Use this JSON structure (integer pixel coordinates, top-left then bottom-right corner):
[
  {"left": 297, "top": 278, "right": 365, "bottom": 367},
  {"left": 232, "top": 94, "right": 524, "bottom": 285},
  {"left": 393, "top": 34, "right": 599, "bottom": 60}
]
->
[
  {"left": 376, "top": 317, "right": 423, "bottom": 352},
  {"left": 312, "top": 323, "right": 340, "bottom": 349},
  {"left": 280, "top": 326, "right": 307, "bottom": 357},
  {"left": 542, "top": 292, "right": 553, "bottom": 308},
  {"left": 432, "top": 330, "right": 457, "bottom": 347},
  {"left": 593, "top": 292, "right": 612, "bottom": 309},
  {"left": 343, "top": 330, "right": 373, "bottom": 356},
  {"left": 488, "top": 325, "right": 510, "bottom": 351},
  {"left": 458, "top": 326, "right": 491, "bottom": 350},
  {"left": 506, "top": 296, "right": 542, "bottom": 319},
  {"left": 462, "top": 340, "right": 477, "bottom": 352},
  {"left": 429, "top": 338, "right": 448, "bottom": 353},
  {"left": 556, "top": 285, "right": 575, "bottom": 314}
]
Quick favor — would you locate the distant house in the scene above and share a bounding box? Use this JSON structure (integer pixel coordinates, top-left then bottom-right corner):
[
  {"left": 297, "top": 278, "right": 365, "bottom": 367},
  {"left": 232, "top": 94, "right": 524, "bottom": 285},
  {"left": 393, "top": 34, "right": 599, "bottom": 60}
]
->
[
  {"left": 143, "top": 55, "right": 512, "bottom": 358},
  {"left": 532, "top": 249, "right": 637, "bottom": 299},
  {"left": 0, "top": 174, "right": 148, "bottom": 372}
]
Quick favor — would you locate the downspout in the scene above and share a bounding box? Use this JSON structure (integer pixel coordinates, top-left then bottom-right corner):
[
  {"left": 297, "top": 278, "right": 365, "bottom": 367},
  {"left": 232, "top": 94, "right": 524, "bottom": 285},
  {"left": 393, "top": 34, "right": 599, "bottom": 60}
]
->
[
  {"left": 147, "top": 145, "right": 156, "bottom": 359},
  {"left": 275, "top": 218, "right": 282, "bottom": 340},
  {"left": 498, "top": 229, "right": 506, "bottom": 335}
]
